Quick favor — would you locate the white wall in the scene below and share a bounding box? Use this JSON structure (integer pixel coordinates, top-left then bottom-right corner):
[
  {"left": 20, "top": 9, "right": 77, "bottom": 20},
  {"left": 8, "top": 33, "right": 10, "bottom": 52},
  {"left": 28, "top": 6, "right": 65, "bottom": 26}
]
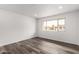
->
[
  {"left": 37, "top": 10, "right": 79, "bottom": 45},
  {"left": 0, "top": 9, "right": 36, "bottom": 46},
  {"left": 76, "top": 11, "right": 79, "bottom": 44}
]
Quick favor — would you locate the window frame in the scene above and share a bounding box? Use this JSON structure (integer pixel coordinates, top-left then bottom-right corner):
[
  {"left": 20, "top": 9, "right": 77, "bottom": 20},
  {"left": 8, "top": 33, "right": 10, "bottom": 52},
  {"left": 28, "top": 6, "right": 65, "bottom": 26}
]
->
[{"left": 42, "top": 18, "right": 65, "bottom": 32}]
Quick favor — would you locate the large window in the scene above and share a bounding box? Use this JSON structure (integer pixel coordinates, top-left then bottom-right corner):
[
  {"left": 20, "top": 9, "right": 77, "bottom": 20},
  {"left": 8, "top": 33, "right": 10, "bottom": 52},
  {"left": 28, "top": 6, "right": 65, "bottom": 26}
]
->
[{"left": 42, "top": 18, "right": 65, "bottom": 31}]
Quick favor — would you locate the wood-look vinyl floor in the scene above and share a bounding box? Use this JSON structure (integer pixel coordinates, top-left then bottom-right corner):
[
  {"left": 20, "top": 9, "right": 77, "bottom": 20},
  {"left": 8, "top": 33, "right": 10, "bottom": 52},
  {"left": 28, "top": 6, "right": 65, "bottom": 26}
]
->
[{"left": 0, "top": 37, "right": 79, "bottom": 54}]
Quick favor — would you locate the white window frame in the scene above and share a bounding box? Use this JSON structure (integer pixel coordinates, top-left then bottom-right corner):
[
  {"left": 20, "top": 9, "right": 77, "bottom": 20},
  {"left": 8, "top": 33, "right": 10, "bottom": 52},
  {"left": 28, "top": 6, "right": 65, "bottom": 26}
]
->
[{"left": 42, "top": 18, "right": 65, "bottom": 32}]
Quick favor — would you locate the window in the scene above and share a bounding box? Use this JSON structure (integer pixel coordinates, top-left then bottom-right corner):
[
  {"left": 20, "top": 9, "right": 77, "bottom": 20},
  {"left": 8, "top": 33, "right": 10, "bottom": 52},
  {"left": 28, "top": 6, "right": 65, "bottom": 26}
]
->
[{"left": 42, "top": 18, "right": 65, "bottom": 31}]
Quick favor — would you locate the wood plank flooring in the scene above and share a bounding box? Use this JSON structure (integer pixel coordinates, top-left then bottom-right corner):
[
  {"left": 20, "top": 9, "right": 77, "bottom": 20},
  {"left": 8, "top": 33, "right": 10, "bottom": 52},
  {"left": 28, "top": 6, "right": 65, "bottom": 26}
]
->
[{"left": 0, "top": 37, "right": 79, "bottom": 54}]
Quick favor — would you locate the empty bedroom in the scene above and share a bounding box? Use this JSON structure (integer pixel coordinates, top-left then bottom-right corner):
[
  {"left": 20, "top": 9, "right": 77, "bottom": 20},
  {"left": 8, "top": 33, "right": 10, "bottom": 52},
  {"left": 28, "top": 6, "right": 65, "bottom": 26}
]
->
[{"left": 0, "top": 4, "right": 79, "bottom": 54}]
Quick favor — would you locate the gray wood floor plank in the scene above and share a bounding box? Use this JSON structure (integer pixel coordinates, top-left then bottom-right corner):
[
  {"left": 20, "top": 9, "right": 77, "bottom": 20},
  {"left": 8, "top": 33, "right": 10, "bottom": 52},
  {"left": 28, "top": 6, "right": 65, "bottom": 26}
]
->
[{"left": 0, "top": 37, "right": 79, "bottom": 54}]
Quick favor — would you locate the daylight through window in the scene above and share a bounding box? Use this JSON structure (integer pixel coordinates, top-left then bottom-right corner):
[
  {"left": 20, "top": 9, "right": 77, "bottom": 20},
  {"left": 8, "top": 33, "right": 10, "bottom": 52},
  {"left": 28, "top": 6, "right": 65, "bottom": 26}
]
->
[{"left": 43, "top": 18, "right": 65, "bottom": 31}]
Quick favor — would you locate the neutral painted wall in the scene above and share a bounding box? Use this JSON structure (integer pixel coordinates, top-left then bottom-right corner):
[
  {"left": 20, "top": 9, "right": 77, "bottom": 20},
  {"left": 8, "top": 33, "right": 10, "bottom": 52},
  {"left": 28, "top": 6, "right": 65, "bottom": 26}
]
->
[
  {"left": 37, "top": 10, "right": 79, "bottom": 45},
  {"left": 76, "top": 11, "right": 79, "bottom": 44},
  {"left": 0, "top": 9, "right": 36, "bottom": 46}
]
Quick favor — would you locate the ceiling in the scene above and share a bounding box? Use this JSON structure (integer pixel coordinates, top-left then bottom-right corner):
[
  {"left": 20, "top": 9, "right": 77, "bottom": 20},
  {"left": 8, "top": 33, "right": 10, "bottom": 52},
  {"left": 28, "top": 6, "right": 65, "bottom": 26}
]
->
[{"left": 0, "top": 4, "right": 79, "bottom": 18}]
